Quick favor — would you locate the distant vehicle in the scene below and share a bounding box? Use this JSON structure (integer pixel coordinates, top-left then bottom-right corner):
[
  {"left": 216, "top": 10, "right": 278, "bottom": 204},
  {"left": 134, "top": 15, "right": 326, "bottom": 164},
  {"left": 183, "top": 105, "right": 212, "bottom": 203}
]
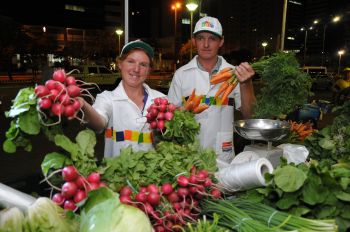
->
[
  {"left": 145, "top": 71, "right": 173, "bottom": 94},
  {"left": 71, "top": 65, "right": 121, "bottom": 87},
  {"left": 301, "top": 66, "right": 333, "bottom": 90}
]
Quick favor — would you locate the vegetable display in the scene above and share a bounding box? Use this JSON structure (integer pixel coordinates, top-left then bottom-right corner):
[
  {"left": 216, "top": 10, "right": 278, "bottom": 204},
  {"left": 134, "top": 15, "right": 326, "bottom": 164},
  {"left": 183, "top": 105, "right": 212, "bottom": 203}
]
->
[{"left": 210, "top": 67, "right": 238, "bottom": 103}]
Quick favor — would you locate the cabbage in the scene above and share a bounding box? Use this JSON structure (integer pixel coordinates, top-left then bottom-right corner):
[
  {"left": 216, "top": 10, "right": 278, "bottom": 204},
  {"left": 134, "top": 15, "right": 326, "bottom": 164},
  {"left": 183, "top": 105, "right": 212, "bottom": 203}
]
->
[
  {"left": 26, "top": 197, "right": 78, "bottom": 232},
  {"left": 0, "top": 207, "right": 25, "bottom": 232},
  {"left": 79, "top": 188, "right": 152, "bottom": 232}
]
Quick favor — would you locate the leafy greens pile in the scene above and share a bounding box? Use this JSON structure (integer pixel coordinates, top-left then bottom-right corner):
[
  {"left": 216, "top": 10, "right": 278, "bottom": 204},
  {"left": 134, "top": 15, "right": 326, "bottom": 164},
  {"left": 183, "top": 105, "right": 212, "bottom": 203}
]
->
[
  {"left": 100, "top": 141, "right": 217, "bottom": 192},
  {"left": 251, "top": 52, "right": 313, "bottom": 119},
  {"left": 3, "top": 87, "right": 62, "bottom": 153}
]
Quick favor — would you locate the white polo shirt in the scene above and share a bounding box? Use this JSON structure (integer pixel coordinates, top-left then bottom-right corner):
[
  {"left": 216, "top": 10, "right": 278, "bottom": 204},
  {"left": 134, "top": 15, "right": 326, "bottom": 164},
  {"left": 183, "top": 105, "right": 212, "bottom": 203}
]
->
[
  {"left": 93, "top": 82, "right": 165, "bottom": 157},
  {"left": 168, "top": 56, "right": 241, "bottom": 162}
]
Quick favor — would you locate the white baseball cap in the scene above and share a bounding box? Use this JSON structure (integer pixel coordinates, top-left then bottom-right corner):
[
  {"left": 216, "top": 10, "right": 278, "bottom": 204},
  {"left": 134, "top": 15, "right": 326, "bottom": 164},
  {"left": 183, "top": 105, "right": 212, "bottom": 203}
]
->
[{"left": 193, "top": 16, "right": 223, "bottom": 37}]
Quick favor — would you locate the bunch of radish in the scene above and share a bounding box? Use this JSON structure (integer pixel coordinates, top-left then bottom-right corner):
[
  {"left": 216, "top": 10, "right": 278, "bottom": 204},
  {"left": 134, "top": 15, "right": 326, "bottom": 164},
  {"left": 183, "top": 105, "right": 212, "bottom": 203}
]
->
[
  {"left": 50, "top": 165, "right": 106, "bottom": 211},
  {"left": 34, "top": 69, "right": 96, "bottom": 126},
  {"left": 146, "top": 97, "right": 176, "bottom": 132},
  {"left": 118, "top": 167, "right": 222, "bottom": 232}
]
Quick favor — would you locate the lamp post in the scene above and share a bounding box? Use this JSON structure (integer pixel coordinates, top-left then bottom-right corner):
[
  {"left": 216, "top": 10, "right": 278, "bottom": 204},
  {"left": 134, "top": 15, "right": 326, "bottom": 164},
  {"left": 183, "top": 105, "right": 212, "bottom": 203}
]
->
[
  {"left": 261, "top": 42, "right": 268, "bottom": 56},
  {"left": 172, "top": 2, "right": 181, "bottom": 70},
  {"left": 116, "top": 29, "right": 124, "bottom": 55},
  {"left": 338, "top": 50, "right": 345, "bottom": 75},
  {"left": 321, "top": 15, "right": 341, "bottom": 66},
  {"left": 186, "top": 2, "right": 198, "bottom": 59},
  {"left": 301, "top": 26, "right": 313, "bottom": 65}
]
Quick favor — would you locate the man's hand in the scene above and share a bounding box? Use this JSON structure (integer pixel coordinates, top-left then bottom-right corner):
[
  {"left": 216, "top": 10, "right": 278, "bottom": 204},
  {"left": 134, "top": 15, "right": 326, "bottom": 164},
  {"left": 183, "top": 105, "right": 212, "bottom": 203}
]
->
[{"left": 234, "top": 62, "right": 255, "bottom": 83}]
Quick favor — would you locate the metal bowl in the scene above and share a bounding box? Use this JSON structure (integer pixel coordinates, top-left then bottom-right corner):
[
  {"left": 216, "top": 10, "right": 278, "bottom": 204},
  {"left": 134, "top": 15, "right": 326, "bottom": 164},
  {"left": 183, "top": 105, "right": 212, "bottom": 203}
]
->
[{"left": 234, "top": 119, "right": 290, "bottom": 141}]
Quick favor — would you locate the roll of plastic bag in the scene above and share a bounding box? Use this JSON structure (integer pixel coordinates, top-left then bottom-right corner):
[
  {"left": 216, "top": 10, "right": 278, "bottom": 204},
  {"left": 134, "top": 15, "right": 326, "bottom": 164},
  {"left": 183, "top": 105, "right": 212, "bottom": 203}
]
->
[
  {"left": 231, "top": 151, "right": 260, "bottom": 165},
  {"left": 277, "top": 143, "right": 309, "bottom": 164},
  {"left": 0, "top": 183, "right": 36, "bottom": 211},
  {"left": 215, "top": 158, "right": 273, "bottom": 193}
]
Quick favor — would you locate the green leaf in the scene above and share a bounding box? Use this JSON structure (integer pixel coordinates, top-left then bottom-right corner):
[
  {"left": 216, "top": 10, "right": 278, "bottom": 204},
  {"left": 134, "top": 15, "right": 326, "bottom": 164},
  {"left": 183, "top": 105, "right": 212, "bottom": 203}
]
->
[
  {"left": 335, "top": 191, "right": 350, "bottom": 202},
  {"left": 76, "top": 129, "right": 96, "bottom": 157},
  {"left": 319, "top": 138, "right": 335, "bottom": 150},
  {"left": 274, "top": 165, "right": 307, "bottom": 192},
  {"left": 41, "top": 152, "right": 72, "bottom": 175},
  {"left": 302, "top": 176, "right": 329, "bottom": 205},
  {"left": 18, "top": 109, "right": 40, "bottom": 135},
  {"left": 54, "top": 134, "right": 79, "bottom": 159},
  {"left": 275, "top": 193, "right": 299, "bottom": 209},
  {"left": 3, "top": 139, "right": 16, "bottom": 153}
]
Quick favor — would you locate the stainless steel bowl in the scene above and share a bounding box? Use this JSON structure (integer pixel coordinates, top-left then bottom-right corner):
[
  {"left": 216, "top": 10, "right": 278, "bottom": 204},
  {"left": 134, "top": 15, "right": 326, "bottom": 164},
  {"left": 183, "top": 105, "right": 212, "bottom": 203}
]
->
[{"left": 234, "top": 119, "right": 290, "bottom": 141}]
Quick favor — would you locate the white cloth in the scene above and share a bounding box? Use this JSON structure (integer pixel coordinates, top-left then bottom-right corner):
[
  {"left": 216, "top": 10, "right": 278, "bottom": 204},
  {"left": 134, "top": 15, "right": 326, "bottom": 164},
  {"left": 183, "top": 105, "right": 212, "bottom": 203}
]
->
[
  {"left": 168, "top": 56, "right": 241, "bottom": 162},
  {"left": 93, "top": 82, "right": 165, "bottom": 157}
]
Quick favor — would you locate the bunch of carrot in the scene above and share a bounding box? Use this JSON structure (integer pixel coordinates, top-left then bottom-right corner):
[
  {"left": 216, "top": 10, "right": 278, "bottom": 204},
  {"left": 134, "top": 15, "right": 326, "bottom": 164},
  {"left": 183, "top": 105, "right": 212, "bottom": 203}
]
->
[
  {"left": 210, "top": 67, "right": 238, "bottom": 103},
  {"left": 289, "top": 120, "right": 316, "bottom": 141},
  {"left": 184, "top": 89, "right": 209, "bottom": 114}
]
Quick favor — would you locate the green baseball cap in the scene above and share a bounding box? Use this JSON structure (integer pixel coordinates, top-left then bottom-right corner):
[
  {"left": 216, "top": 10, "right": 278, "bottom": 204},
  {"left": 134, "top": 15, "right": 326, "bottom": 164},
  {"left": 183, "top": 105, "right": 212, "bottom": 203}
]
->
[{"left": 120, "top": 40, "right": 154, "bottom": 60}]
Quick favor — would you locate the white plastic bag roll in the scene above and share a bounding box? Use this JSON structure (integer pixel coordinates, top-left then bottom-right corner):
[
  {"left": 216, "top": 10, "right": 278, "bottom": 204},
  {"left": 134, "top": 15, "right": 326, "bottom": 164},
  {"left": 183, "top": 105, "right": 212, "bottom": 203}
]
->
[
  {"left": 215, "top": 158, "right": 273, "bottom": 192},
  {"left": 0, "top": 183, "right": 36, "bottom": 211}
]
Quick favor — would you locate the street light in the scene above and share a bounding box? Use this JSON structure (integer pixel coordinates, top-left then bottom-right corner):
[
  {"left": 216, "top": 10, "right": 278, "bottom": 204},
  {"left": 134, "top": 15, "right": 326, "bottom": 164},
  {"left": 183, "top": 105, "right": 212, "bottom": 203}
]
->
[
  {"left": 301, "top": 26, "right": 313, "bottom": 65},
  {"left": 172, "top": 2, "right": 181, "bottom": 70},
  {"left": 338, "top": 50, "right": 345, "bottom": 75},
  {"left": 321, "top": 15, "right": 341, "bottom": 66},
  {"left": 186, "top": 2, "right": 198, "bottom": 59},
  {"left": 261, "top": 42, "right": 268, "bottom": 56},
  {"left": 116, "top": 29, "right": 124, "bottom": 55}
]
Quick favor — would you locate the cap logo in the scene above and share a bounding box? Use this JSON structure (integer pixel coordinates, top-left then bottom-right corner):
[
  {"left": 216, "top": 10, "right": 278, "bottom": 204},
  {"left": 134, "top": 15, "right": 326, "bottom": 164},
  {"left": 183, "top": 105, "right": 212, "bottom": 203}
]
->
[{"left": 201, "top": 20, "right": 214, "bottom": 29}]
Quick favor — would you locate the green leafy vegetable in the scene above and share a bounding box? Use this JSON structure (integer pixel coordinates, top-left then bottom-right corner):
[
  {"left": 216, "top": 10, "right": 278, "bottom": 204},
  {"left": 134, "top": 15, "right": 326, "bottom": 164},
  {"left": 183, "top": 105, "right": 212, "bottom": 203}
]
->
[
  {"left": 251, "top": 52, "right": 313, "bottom": 119},
  {"left": 0, "top": 207, "right": 25, "bottom": 232}
]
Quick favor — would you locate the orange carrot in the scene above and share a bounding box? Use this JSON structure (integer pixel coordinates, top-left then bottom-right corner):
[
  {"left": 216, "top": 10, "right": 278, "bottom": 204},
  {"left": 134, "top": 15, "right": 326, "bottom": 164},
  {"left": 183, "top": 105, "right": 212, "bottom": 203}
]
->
[
  {"left": 192, "top": 95, "right": 203, "bottom": 109},
  {"left": 210, "top": 70, "right": 234, "bottom": 85},
  {"left": 193, "top": 104, "right": 209, "bottom": 114},
  {"left": 214, "top": 81, "right": 230, "bottom": 99},
  {"left": 220, "top": 80, "right": 238, "bottom": 103},
  {"left": 188, "top": 88, "right": 196, "bottom": 102},
  {"left": 185, "top": 101, "right": 194, "bottom": 111}
]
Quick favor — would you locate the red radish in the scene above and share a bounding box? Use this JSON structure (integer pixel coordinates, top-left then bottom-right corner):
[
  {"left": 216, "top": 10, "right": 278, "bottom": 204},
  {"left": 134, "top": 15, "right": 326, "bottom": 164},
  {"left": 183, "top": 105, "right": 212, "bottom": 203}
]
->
[
  {"left": 49, "top": 89, "right": 60, "bottom": 101},
  {"left": 177, "top": 176, "right": 189, "bottom": 187},
  {"left": 147, "top": 192, "right": 160, "bottom": 206},
  {"left": 39, "top": 98, "right": 52, "bottom": 110},
  {"left": 161, "top": 183, "right": 173, "bottom": 195},
  {"left": 203, "top": 178, "right": 213, "bottom": 187},
  {"left": 167, "top": 192, "right": 179, "bottom": 203},
  {"left": 63, "top": 199, "right": 77, "bottom": 211},
  {"left": 157, "top": 112, "right": 165, "bottom": 120},
  {"left": 87, "top": 172, "right": 101, "bottom": 183},
  {"left": 99, "top": 182, "right": 108, "bottom": 188},
  {"left": 160, "top": 98, "right": 168, "bottom": 105},
  {"left": 139, "top": 187, "right": 147, "bottom": 193},
  {"left": 86, "top": 182, "right": 99, "bottom": 192},
  {"left": 55, "top": 82, "right": 66, "bottom": 92},
  {"left": 72, "top": 99, "right": 81, "bottom": 110},
  {"left": 67, "top": 85, "right": 81, "bottom": 97},
  {"left": 120, "top": 186, "right": 133, "bottom": 196},
  {"left": 188, "top": 186, "right": 198, "bottom": 194},
  {"left": 45, "top": 80, "right": 57, "bottom": 90},
  {"left": 154, "top": 98, "right": 161, "bottom": 105},
  {"left": 150, "top": 108, "right": 158, "bottom": 118},
  {"left": 188, "top": 175, "right": 197, "bottom": 184},
  {"left": 135, "top": 192, "right": 147, "bottom": 203},
  {"left": 177, "top": 187, "right": 189, "bottom": 198},
  {"left": 62, "top": 166, "right": 79, "bottom": 181},
  {"left": 150, "top": 121, "right": 157, "bottom": 129},
  {"left": 119, "top": 195, "right": 132, "bottom": 204},
  {"left": 64, "top": 105, "right": 76, "bottom": 118},
  {"left": 147, "top": 184, "right": 159, "bottom": 194},
  {"left": 75, "top": 176, "right": 87, "bottom": 189},
  {"left": 74, "top": 189, "right": 87, "bottom": 203},
  {"left": 157, "top": 120, "right": 165, "bottom": 130},
  {"left": 211, "top": 189, "right": 221, "bottom": 199},
  {"left": 53, "top": 69, "right": 66, "bottom": 83},
  {"left": 52, "top": 193, "right": 65, "bottom": 205},
  {"left": 61, "top": 181, "right": 78, "bottom": 198},
  {"left": 59, "top": 94, "right": 70, "bottom": 105},
  {"left": 164, "top": 112, "right": 173, "bottom": 121},
  {"left": 154, "top": 226, "right": 165, "bottom": 232},
  {"left": 51, "top": 103, "right": 65, "bottom": 116},
  {"left": 65, "top": 76, "right": 76, "bottom": 86},
  {"left": 158, "top": 104, "right": 167, "bottom": 112},
  {"left": 35, "top": 85, "right": 49, "bottom": 98},
  {"left": 167, "top": 103, "right": 176, "bottom": 112}
]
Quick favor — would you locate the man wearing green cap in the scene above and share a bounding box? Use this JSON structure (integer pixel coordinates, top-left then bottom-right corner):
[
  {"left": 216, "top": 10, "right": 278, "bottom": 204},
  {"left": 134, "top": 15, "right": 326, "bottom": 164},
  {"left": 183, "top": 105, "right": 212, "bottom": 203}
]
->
[
  {"left": 168, "top": 16, "right": 256, "bottom": 164},
  {"left": 79, "top": 40, "right": 165, "bottom": 157}
]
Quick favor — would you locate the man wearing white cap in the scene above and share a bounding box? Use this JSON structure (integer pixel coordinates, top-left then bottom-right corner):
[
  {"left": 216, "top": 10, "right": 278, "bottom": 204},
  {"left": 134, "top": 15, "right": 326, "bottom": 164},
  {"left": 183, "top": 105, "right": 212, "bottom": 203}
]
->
[{"left": 168, "top": 16, "right": 256, "bottom": 164}]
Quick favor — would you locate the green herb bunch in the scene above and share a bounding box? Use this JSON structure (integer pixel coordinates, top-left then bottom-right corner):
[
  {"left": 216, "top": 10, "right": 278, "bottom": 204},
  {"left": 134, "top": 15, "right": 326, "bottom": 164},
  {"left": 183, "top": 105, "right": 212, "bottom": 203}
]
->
[{"left": 251, "top": 52, "right": 313, "bottom": 119}]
